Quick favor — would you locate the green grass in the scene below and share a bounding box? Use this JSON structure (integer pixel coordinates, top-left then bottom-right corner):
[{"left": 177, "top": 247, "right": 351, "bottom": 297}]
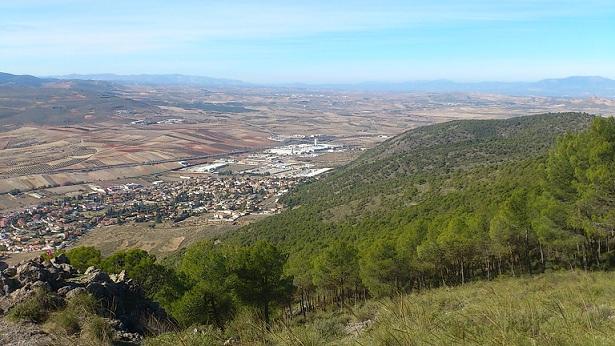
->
[
  {"left": 47, "top": 309, "right": 81, "bottom": 335},
  {"left": 45, "top": 292, "right": 100, "bottom": 336},
  {"left": 7, "top": 287, "right": 64, "bottom": 323},
  {"left": 80, "top": 315, "right": 114, "bottom": 346},
  {"left": 145, "top": 326, "right": 224, "bottom": 346}
]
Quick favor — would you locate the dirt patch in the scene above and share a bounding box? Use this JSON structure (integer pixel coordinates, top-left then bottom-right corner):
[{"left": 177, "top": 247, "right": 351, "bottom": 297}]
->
[
  {"left": 69, "top": 215, "right": 249, "bottom": 258},
  {"left": 160, "top": 236, "right": 186, "bottom": 252},
  {"left": 0, "top": 319, "right": 57, "bottom": 346}
]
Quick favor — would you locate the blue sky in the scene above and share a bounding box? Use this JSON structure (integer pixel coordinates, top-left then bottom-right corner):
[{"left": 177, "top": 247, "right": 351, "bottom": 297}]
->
[{"left": 1, "top": 0, "right": 614, "bottom": 83}]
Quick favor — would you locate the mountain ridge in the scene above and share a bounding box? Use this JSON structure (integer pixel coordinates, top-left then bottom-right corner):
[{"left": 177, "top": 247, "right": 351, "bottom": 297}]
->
[
  {"left": 52, "top": 73, "right": 250, "bottom": 88},
  {"left": 3, "top": 72, "right": 615, "bottom": 96},
  {"left": 317, "top": 75, "right": 615, "bottom": 96}
]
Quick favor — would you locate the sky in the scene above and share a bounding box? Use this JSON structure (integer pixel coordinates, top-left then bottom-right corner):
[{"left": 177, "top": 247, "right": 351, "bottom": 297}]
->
[{"left": 1, "top": 0, "right": 614, "bottom": 83}]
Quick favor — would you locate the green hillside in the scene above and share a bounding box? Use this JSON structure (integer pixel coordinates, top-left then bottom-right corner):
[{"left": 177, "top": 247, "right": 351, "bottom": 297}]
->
[
  {"left": 285, "top": 112, "right": 593, "bottom": 210},
  {"left": 225, "top": 111, "right": 615, "bottom": 297},
  {"left": 229, "top": 113, "right": 595, "bottom": 258}
]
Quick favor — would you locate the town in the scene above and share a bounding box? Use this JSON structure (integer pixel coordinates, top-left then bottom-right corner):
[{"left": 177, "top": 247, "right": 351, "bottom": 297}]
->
[
  {"left": 0, "top": 174, "right": 302, "bottom": 254},
  {"left": 0, "top": 136, "right": 348, "bottom": 255}
]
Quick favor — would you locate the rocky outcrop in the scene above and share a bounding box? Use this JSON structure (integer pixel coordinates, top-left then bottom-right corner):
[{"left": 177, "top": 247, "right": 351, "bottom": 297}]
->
[{"left": 0, "top": 258, "right": 174, "bottom": 344}]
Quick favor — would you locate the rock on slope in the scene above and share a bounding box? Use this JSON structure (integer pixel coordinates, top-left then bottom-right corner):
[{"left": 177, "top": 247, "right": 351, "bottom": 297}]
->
[{"left": 0, "top": 255, "right": 173, "bottom": 344}]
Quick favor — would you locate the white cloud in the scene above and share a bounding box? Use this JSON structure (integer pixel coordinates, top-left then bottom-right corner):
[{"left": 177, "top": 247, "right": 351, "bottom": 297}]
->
[{"left": 2, "top": 0, "right": 614, "bottom": 55}]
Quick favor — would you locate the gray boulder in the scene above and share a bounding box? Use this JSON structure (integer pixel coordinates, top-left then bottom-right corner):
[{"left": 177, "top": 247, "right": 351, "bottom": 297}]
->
[
  {"left": 2, "top": 267, "right": 16, "bottom": 278},
  {"left": 0, "top": 257, "right": 175, "bottom": 342},
  {"left": 65, "top": 287, "right": 87, "bottom": 300},
  {"left": 16, "top": 264, "right": 48, "bottom": 284}
]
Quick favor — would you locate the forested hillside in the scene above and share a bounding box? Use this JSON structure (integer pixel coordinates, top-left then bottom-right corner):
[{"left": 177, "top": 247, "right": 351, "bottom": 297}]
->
[
  {"left": 225, "top": 112, "right": 615, "bottom": 298},
  {"left": 228, "top": 113, "right": 600, "bottom": 280},
  {"left": 284, "top": 112, "right": 593, "bottom": 209}
]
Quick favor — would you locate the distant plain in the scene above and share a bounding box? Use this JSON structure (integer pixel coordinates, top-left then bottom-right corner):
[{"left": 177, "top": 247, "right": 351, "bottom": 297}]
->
[{"left": 2, "top": 76, "right": 615, "bottom": 195}]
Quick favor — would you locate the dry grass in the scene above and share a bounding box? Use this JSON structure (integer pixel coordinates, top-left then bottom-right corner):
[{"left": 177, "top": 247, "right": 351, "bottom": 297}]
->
[
  {"left": 358, "top": 271, "right": 615, "bottom": 345},
  {"left": 144, "top": 271, "right": 615, "bottom": 345}
]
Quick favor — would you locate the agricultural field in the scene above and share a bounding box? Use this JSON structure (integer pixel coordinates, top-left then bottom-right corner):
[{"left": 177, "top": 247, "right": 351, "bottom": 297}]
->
[
  {"left": 0, "top": 121, "right": 270, "bottom": 193},
  {"left": 2, "top": 76, "right": 615, "bottom": 194}
]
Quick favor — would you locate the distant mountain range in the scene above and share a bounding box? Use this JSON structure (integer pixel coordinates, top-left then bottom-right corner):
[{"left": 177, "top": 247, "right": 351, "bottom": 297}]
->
[
  {"left": 2, "top": 72, "right": 615, "bottom": 97},
  {"left": 53, "top": 73, "right": 615, "bottom": 97},
  {"left": 329, "top": 76, "right": 615, "bottom": 97},
  {"left": 52, "top": 73, "right": 250, "bottom": 88}
]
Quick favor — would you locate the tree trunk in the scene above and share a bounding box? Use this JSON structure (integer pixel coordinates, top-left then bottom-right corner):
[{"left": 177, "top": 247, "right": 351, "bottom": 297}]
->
[
  {"left": 460, "top": 258, "right": 465, "bottom": 284},
  {"left": 264, "top": 302, "right": 271, "bottom": 328},
  {"left": 525, "top": 229, "right": 532, "bottom": 274},
  {"left": 440, "top": 268, "right": 446, "bottom": 286},
  {"left": 510, "top": 256, "right": 515, "bottom": 277},
  {"left": 583, "top": 243, "right": 588, "bottom": 271},
  {"left": 211, "top": 300, "right": 223, "bottom": 331},
  {"left": 486, "top": 258, "right": 491, "bottom": 280},
  {"left": 301, "top": 290, "right": 307, "bottom": 319},
  {"left": 539, "top": 242, "right": 545, "bottom": 268}
]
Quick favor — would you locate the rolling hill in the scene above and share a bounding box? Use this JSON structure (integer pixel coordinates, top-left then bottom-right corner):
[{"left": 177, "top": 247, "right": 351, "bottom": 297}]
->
[
  {"left": 0, "top": 72, "right": 49, "bottom": 87},
  {"left": 0, "top": 72, "right": 157, "bottom": 128}
]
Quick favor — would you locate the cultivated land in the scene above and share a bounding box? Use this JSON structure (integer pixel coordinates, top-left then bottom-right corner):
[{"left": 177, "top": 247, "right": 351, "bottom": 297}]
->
[{"left": 2, "top": 76, "right": 615, "bottom": 194}]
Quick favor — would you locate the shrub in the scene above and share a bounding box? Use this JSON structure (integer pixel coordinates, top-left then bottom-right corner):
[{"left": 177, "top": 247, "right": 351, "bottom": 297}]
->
[
  {"left": 224, "top": 308, "right": 268, "bottom": 343},
  {"left": 47, "top": 309, "right": 81, "bottom": 335},
  {"left": 46, "top": 293, "right": 101, "bottom": 337},
  {"left": 7, "top": 287, "right": 64, "bottom": 322},
  {"left": 65, "top": 246, "right": 102, "bottom": 272},
  {"left": 144, "top": 326, "right": 224, "bottom": 346},
  {"left": 279, "top": 325, "right": 326, "bottom": 346},
  {"left": 81, "top": 315, "right": 114, "bottom": 345},
  {"left": 311, "top": 312, "right": 348, "bottom": 339},
  {"left": 66, "top": 291, "right": 99, "bottom": 314}
]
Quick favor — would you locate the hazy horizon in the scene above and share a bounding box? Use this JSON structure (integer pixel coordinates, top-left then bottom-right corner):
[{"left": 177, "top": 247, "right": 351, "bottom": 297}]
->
[{"left": 35, "top": 73, "right": 615, "bottom": 86}]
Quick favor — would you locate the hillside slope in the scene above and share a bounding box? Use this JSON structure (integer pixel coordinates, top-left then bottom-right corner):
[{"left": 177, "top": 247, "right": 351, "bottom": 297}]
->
[
  {"left": 229, "top": 113, "right": 594, "bottom": 254},
  {"left": 287, "top": 112, "right": 592, "bottom": 207},
  {"left": 354, "top": 270, "right": 615, "bottom": 345},
  {"left": 145, "top": 270, "right": 615, "bottom": 345}
]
